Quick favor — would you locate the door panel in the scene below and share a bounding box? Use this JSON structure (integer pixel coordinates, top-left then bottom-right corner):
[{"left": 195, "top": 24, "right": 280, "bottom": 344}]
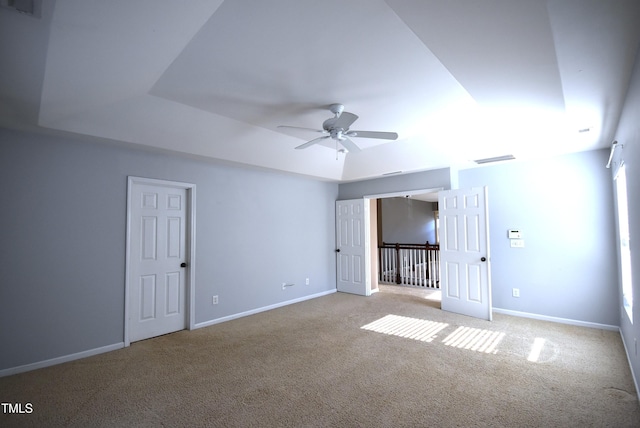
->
[
  {"left": 141, "top": 217, "right": 157, "bottom": 260},
  {"left": 167, "top": 217, "right": 181, "bottom": 258},
  {"left": 439, "top": 187, "right": 492, "bottom": 320},
  {"left": 468, "top": 264, "right": 482, "bottom": 302},
  {"left": 166, "top": 272, "right": 181, "bottom": 314},
  {"left": 129, "top": 182, "right": 188, "bottom": 342},
  {"left": 445, "top": 214, "right": 458, "bottom": 250},
  {"left": 466, "top": 216, "right": 480, "bottom": 251},
  {"left": 336, "top": 199, "right": 370, "bottom": 296},
  {"left": 445, "top": 262, "right": 460, "bottom": 298},
  {"left": 140, "top": 275, "right": 156, "bottom": 320}
]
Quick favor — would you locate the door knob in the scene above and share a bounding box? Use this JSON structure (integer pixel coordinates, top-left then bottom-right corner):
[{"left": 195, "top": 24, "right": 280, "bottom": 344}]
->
[
  {"left": 335, "top": 249, "right": 341, "bottom": 253},
  {"left": 480, "top": 257, "right": 486, "bottom": 262},
  {"left": 180, "top": 262, "right": 188, "bottom": 268}
]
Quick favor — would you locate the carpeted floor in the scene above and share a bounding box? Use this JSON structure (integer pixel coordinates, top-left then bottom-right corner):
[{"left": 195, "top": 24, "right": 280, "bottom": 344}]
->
[{"left": 1, "top": 285, "right": 639, "bottom": 427}]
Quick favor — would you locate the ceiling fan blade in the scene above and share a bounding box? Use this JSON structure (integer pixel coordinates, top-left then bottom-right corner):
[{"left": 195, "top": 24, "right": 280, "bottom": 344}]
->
[
  {"left": 277, "top": 125, "right": 326, "bottom": 133},
  {"left": 339, "top": 136, "right": 361, "bottom": 153},
  {"left": 295, "top": 135, "right": 330, "bottom": 150},
  {"left": 331, "top": 112, "right": 359, "bottom": 130},
  {"left": 348, "top": 130, "right": 398, "bottom": 140}
]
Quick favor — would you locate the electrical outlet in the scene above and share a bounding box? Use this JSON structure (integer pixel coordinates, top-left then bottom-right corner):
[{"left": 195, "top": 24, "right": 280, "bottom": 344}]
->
[
  {"left": 512, "top": 288, "right": 520, "bottom": 298},
  {"left": 306, "top": 278, "right": 310, "bottom": 285},
  {"left": 212, "top": 295, "right": 218, "bottom": 305}
]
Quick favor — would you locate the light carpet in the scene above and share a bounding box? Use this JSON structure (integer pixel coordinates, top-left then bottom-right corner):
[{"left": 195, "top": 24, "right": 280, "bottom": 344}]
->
[{"left": 1, "top": 285, "right": 638, "bottom": 427}]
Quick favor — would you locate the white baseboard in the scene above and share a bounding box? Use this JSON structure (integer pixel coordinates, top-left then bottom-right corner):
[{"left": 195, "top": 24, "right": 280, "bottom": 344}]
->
[
  {"left": 1, "top": 290, "right": 337, "bottom": 378},
  {"left": 493, "top": 307, "right": 619, "bottom": 331},
  {"left": 0, "top": 342, "right": 125, "bottom": 378},
  {"left": 619, "top": 332, "right": 640, "bottom": 404},
  {"left": 194, "top": 289, "right": 337, "bottom": 330}
]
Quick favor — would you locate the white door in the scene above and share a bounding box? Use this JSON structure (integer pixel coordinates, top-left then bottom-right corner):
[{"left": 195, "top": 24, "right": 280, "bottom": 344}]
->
[
  {"left": 336, "top": 199, "right": 370, "bottom": 296},
  {"left": 128, "top": 181, "right": 188, "bottom": 342},
  {"left": 438, "top": 187, "right": 492, "bottom": 320}
]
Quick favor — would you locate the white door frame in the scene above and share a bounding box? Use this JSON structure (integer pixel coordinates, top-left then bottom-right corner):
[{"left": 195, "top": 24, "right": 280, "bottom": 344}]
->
[
  {"left": 352, "top": 188, "right": 443, "bottom": 295},
  {"left": 124, "top": 176, "right": 196, "bottom": 346},
  {"left": 364, "top": 188, "right": 444, "bottom": 201}
]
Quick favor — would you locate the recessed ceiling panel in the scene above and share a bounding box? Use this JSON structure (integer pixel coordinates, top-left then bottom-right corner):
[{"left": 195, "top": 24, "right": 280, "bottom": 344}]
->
[
  {"left": 3, "top": 0, "right": 637, "bottom": 181},
  {"left": 150, "top": 0, "right": 475, "bottom": 142},
  {"left": 386, "top": 0, "right": 566, "bottom": 111},
  {"left": 39, "top": 0, "right": 224, "bottom": 127}
]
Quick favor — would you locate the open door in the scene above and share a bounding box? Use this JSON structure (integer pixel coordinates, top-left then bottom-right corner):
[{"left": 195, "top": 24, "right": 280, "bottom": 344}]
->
[
  {"left": 438, "top": 187, "right": 492, "bottom": 320},
  {"left": 336, "top": 199, "right": 370, "bottom": 296}
]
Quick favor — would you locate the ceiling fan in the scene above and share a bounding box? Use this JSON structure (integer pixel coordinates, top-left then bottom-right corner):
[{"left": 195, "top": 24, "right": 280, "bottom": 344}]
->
[{"left": 278, "top": 104, "right": 398, "bottom": 152}]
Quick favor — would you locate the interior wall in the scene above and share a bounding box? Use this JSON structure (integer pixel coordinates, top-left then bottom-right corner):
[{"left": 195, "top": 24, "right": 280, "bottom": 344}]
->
[
  {"left": 0, "top": 128, "right": 339, "bottom": 372},
  {"left": 458, "top": 149, "right": 619, "bottom": 327},
  {"left": 612, "top": 44, "right": 640, "bottom": 390},
  {"left": 338, "top": 168, "right": 451, "bottom": 200},
  {"left": 379, "top": 197, "right": 437, "bottom": 244}
]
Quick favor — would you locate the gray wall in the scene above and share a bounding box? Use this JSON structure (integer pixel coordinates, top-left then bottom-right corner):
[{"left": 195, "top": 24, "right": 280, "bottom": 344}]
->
[
  {"left": 338, "top": 168, "right": 451, "bottom": 200},
  {"left": 612, "top": 46, "right": 640, "bottom": 390},
  {"left": 0, "top": 128, "right": 338, "bottom": 371},
  {"left": 380, "top": 198, "right": 437, "bottom": 244},
  {"left": 339, "top": 150, "right": 619, "bottom": 327},
  {"left": 458, "top": 150, "right": 619, "bottom": 326}
]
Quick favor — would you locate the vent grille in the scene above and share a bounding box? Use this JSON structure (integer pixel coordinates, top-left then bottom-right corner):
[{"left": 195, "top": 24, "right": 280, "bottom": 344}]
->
[
  {"left": 474, "top": 155, "right": 515, "bottom": 164},
  {"left": 0, "top": 0, "right": 40, "bottom": 18}
]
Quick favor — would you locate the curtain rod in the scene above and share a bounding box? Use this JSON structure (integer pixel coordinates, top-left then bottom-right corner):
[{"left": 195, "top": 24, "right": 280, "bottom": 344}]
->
[{"left": 606, "top": 140, "right": 619, "bottom": 169}]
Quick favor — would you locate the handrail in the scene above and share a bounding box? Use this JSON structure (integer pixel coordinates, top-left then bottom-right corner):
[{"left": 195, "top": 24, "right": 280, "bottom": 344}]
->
[
  {"left": 378, "top": 241, "right": 440, "bottom": 288},
  {"left": 379, "top": 241, "right": 439, "bottom": 250}
]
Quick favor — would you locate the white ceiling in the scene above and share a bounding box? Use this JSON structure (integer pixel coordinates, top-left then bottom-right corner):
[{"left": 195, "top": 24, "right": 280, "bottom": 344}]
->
[{"left": 1, "top": 0, "right": 640, "bottom": 182}]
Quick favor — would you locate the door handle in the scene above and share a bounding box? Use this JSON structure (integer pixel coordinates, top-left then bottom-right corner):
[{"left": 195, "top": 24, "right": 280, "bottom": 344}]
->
[
  {"left": 180, "top": 262, "right": 188, "bottom": 268},
  {"left": 335, "top": 249, "right": 341, "bottom": 253},
  {"left": 480, "top": 257, "right": 486, "bottom": 262}
]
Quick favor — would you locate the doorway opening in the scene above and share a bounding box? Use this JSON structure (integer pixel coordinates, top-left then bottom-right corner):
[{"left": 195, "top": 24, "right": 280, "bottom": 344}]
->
[{"left": 365, "top": 188, "right": 442, "bottom": 303}]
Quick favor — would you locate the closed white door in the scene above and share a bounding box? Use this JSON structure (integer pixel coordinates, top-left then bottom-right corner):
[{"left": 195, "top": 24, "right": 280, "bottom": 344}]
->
[
  {"left": 336, "top": 199, "right": 370, "bottom": 296},
  {"left": 438, "top": 187, "right": 492, "bottom": 320},
  {"left": 128, "top": 182, "right": 188, "bottom": 342}
]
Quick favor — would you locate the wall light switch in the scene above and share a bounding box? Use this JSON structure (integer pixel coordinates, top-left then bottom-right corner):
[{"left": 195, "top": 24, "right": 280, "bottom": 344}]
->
[{"left": 508, "top": 229, "right": 522, "bottom": 239}]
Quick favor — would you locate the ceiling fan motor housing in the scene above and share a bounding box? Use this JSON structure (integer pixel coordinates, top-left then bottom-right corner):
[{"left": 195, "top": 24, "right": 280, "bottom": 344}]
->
[{"left": 329, "top": 103, "right": 344, "bottom": 116}]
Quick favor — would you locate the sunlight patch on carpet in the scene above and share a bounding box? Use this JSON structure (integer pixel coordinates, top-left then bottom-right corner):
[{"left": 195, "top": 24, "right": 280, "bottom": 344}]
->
[
  {"left": 424, "top": 291, "right": 441, "bottom": 301},
  {"left": 527, "top": 337, "right": 546, "bottom": 362},
  {"left": 361, "top": 314, "right": 449, "bottom": 342},
  {"left": 442, "top": 326, "right": 505, "bottom": 354}
]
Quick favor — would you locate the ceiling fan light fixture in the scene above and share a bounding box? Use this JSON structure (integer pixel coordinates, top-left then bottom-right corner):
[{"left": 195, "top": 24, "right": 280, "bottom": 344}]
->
[{"left": 474, "top": 154, "right": 516, "bottom": 164}]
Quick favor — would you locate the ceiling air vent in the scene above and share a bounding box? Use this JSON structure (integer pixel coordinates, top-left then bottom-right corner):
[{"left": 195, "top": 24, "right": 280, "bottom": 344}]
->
[
  {"left": 0, "top": 0, "right": 41, "bottom": 18},
  {"left": 474, "top": 155, "right": 515, "bottom": 165}
]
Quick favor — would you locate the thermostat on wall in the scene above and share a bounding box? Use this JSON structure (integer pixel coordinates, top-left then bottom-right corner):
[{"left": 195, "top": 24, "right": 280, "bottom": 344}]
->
[{"left": 508, "top": 229, "right": 522, "bottom": 239}]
